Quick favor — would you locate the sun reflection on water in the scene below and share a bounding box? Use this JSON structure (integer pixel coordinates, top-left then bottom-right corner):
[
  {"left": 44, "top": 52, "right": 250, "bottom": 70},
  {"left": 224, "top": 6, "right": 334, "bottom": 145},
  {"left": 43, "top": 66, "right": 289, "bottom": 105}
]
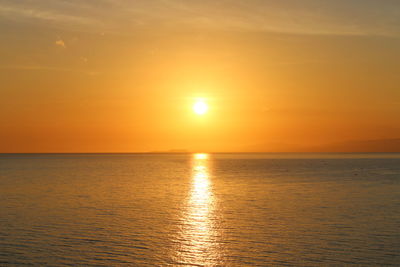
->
[{"left": 174, "top": 153, "right": 221, "bottom": 266}]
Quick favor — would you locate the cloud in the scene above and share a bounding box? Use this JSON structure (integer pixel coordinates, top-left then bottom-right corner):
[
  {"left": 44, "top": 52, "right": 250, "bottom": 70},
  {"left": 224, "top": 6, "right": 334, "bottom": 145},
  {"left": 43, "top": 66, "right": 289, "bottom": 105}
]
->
[
  {"left": 0, "top": 0, "right": 400, "bottom": 36},
  {"left": 0, "top": 4, "right": 95, "bottom": 26},
  {"left": 0, "top": 64, "right": 99, "bottom": 75},
  {"left": 55, "top": 39, "right": 66, "bottom": 48}
]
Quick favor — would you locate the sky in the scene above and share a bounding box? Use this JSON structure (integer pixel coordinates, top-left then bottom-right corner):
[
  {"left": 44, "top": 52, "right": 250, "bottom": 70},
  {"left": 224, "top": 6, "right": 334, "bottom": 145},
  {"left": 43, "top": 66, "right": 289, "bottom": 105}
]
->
[{"left": 1, "top": 0, "right": 400, "bottom": 152}]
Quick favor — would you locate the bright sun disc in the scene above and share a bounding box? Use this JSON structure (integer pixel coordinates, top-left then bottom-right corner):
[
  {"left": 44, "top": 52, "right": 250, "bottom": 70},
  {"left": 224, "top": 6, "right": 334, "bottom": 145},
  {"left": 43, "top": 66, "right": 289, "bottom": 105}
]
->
[{"left": 193, "top": 101, "right": 208, "bottom": 115}]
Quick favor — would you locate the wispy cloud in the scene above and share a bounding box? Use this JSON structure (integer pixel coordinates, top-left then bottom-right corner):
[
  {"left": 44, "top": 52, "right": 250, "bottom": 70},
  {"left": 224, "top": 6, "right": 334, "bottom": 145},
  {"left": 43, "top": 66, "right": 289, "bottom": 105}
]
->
[
  {"left": 55, "top": 39, "right": 66, "bottom": 48},
  {"left": 0, "top": 2, "right": 98, "bottom": 27},
  {"left": 0, "top": 0, "right": 400, "bottom": 36},
  {"left": 0, "top": 64, "right": 99, "bottom": 75}
]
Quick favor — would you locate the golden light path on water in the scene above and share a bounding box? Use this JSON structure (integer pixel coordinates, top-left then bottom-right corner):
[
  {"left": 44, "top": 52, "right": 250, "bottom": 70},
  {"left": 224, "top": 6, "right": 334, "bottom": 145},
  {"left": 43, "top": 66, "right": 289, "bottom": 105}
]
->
[{"left": 174, "top": 153, "right": 221, "bottom": 266}]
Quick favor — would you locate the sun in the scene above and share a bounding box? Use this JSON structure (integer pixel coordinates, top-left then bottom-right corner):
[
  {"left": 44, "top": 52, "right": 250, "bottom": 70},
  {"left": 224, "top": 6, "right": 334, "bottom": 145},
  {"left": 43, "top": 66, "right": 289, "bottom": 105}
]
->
[{"left": 193, "top": 100, "right": 208, "bottom": 115}]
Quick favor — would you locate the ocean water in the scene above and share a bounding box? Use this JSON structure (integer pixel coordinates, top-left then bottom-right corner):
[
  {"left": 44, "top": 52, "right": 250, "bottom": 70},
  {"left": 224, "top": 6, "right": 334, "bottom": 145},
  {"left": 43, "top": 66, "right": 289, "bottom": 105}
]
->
[{"left": 0, "top": 153, "right": 399, "bottom": 266}]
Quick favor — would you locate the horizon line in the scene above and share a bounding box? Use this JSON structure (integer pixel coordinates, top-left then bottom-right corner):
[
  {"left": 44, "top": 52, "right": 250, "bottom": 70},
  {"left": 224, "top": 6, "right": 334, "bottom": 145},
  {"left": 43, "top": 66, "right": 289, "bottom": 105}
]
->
[{"left": 1, "top": 151, "right": 400, "bottom": 155}]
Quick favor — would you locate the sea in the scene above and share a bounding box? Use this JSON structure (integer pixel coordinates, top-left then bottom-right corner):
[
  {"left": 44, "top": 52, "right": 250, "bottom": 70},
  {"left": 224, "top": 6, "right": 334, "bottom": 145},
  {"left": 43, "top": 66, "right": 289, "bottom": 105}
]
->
[{"left": 0, "top": 153, "right": 399, "bottom": 266}]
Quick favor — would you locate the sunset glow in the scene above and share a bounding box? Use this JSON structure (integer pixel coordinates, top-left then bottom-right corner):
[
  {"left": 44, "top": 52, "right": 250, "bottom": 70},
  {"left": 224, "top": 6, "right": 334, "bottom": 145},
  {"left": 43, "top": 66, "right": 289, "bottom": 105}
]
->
[{"left": 0, "top": 0, "right": 399, "bottom": 153}]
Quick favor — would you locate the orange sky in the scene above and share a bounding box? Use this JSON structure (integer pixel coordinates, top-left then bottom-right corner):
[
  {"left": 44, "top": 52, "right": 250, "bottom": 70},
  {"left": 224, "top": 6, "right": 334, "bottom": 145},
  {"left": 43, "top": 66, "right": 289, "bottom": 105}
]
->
[{"left": 1, "top": 1, "right": 400, "bottom": 152}]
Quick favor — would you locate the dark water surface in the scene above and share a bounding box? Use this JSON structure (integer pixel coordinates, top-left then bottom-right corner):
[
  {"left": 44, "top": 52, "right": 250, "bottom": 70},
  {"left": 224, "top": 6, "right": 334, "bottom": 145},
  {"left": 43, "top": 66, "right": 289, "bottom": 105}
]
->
[{"left": 1, "top": 153, "right": 399, "bottom": 266}]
